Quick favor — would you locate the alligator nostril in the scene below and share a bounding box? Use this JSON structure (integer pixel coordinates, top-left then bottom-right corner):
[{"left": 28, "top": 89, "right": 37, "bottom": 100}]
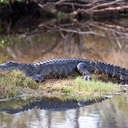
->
[{"left": 35, "top": 80, "right": 39, "bottom": 83}]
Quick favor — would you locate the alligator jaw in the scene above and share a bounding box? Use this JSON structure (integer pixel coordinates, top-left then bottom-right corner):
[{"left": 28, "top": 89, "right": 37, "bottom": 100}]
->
[{"left": 0, "top": 63, "right": 13, "bottom": 72}]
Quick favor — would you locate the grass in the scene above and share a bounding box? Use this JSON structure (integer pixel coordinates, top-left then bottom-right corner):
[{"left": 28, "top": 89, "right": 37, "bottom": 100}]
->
[
  {"left": 75, "top": 77, "right": 118, "bottom": 93},
  {"left": 0, "top": 70, "right": 39, "bottom": 98},
  {"left": 39, "top": 77, "right": 119, "bottom": 101},
  {"left": 0, "top": 71, "right": 119, "bottom": 101}
]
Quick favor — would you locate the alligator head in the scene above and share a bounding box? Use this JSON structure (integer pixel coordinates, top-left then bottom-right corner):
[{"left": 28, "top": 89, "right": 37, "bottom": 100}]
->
[{"left": 0, "top": 61, "right": 19, "bottom": 72}]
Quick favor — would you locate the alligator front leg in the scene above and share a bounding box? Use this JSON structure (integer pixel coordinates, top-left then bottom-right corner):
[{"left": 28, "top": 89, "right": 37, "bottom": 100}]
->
[
  {"left": 30, "top": 75, "right": 44, "bottom": 83},
  {"left": 77, "top": 63, "right": 92, "bottom": 80}
]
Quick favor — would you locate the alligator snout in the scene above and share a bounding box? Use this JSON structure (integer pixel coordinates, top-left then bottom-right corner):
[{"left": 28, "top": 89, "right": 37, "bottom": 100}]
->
[{"left": 0, "top": 63, "right": 12, "bottom": 72}]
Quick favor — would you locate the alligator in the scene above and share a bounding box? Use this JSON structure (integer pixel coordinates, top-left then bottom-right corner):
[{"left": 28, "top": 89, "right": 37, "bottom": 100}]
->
[{"left": 0, "top": 58, "right": 128, "bottom": 83}]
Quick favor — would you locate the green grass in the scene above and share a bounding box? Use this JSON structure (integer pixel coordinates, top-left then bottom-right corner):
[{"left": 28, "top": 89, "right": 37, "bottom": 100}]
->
[
  {"left": 75, "top": 77, "right": 118, "bottom": 93},
  {"left": 0, "top": 70, "right": 39, "bottom": 98},
  {"left": 0, "top": 71, "right": 119, "bottom": 101},
  {"left": 39, "top": 77, "right": 119, "bottom": 101}
]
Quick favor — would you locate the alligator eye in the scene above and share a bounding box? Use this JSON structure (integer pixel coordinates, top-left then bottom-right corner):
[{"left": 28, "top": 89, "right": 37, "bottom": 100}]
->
[
  {"left": 8, "top": 62, "right": 12, "bottom": 64},
  {"left": 6, "top": 61, "right": 13, "bottom": 64}
]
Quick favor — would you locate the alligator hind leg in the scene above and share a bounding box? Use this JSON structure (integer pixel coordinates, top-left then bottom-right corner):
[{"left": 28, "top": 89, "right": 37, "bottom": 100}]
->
[
  {"left": 30, "top": 75, "right": 44, "bottom": 83},
  {"left": 77, "top": 63, "right": 91, "bottom": 80}
]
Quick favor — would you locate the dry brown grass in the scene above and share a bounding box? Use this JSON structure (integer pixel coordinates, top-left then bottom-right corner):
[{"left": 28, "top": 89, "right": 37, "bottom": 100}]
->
[{"left": 103, "top": 49, "right": 128, "bottom": 68}]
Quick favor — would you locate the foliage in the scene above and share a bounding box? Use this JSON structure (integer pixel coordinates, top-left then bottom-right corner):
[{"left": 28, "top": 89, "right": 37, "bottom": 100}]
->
[
  {"left": 0, "top": 0, "right": 6, "bottom": 4},
  {"left": 39, "top": 77, "right": 119, "bottom": 101},
  {"left": 0, "top": 36, "right": 15, "bottom": 48},
  {"left": 0, "top": 69, "right": 119, "bottom": 101},
  {"left": 0, "top": 70, "right": 38, "bottom": 98},
  {"left": 75, "top": 77, "right": 118, "bottom": 93}
]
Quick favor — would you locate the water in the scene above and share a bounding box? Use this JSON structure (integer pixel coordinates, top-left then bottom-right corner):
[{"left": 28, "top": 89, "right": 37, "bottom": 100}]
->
[
  {"left": 0, "top": 18, "right": 128, "bottom": 128},
  {"left": 0, "top": 95, "right": 128, "bottom": 128},
  {"left": 1, "top": 20, "right": 128, "bottom": 68}
]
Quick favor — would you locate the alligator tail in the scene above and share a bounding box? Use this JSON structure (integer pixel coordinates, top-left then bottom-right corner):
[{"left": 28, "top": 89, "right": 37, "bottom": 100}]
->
[{"left": 95, "top": 61, "right": 128, "bottom": 82}]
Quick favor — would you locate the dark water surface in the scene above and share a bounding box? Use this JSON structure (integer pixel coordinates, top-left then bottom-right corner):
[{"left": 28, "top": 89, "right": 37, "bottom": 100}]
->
[{"left": 0, "top": 19, "right": 128, "bottom": 128}]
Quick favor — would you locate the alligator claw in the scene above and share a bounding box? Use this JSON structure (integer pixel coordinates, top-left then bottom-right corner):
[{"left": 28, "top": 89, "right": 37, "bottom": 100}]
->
[{"left": 81, "top": 75, "right": 91, "bottom": 80}]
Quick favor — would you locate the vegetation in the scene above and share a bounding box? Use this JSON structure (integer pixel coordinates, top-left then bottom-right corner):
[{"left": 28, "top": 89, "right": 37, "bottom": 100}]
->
[
  {"left": 40, "top": 77, "right": 119, "bottom": 101},
  {"left": 0, "top": 0, "right": 6, "bottom": 4},
  {"left": 0, "top": 71, "right": 39, "bottom": 98},
  {"left": 0, "top": 70, "right": 119, "bottom": 101}
]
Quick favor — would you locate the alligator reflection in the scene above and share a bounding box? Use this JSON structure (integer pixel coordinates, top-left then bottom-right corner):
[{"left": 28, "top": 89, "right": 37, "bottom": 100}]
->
[
  {"left": 0, "top": 97, "right": 107, "bottom": 114},
  {"left": 0, "top": 96, "right": 128, "bottom": 128}
]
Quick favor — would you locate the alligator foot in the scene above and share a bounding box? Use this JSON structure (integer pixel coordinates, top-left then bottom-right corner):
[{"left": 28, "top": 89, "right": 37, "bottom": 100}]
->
[
  {"left": 81, "top": 75, "right": 91, "bottom": 80},
  {"left": 30, "top": 75, "right": 44, "bottom": 83},
  {"left": 77, "top": 62, "right": 92, "bottom": 80}
]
